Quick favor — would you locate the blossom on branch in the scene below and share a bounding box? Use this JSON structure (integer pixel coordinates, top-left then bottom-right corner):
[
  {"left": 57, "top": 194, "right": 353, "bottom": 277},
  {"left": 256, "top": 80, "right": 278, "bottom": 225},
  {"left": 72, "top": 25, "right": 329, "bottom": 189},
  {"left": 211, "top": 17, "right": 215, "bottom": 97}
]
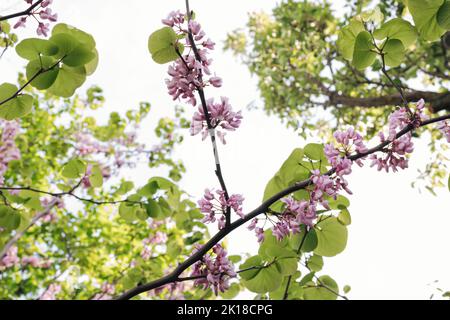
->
[
  {"left": 13, "top": 0, "right": 58, "bottom": 37},
  {"left": 190, "top": 97, "right": 242, "bottom": 144},
  {"left": 191, "top": 244, "right": 236, "bottom": 295},
  {"left": 198, "top": 188, "right": 244, "bottom": 229}
]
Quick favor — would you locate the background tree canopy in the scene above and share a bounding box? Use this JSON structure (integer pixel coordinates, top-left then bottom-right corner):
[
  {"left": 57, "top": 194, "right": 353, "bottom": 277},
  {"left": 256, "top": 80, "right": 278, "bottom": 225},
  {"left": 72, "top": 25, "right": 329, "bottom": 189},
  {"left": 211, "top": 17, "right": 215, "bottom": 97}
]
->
[
  {"left": 225, "top": 0, "right": 450, "bottom": 192},
  {"left": 0, "top": 0, "right": 449, "bottom": 301}
]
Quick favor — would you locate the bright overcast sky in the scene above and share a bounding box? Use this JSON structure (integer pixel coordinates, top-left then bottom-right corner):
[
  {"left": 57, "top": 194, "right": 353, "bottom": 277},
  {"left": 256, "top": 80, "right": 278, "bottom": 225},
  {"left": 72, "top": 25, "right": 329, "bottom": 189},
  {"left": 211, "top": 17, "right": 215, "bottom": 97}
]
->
[{"left": 1, "top": 0, "right": 450, "bottom": 300}]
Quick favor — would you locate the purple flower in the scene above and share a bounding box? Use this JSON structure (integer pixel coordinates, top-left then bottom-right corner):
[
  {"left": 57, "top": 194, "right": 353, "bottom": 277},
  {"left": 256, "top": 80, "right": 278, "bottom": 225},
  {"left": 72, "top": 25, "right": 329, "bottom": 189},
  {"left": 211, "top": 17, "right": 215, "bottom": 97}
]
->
[
  {"left": 191, "top": 244, "right": 236, "bottom": 295},
  {"left": 37, "top": 22, "right": 50, "bottom": 37},
  {"left": 162, "top": 10, "right": 185, "bottom": 27},
  {"left": 190, "top": 97, "right": 242, "bottom": 144},
  {"left": 198, "top": 188, "right": 245, "bottom": 229},
  {"left": 14, "top": 17, "right": 27, "bottom": 29},
  {"left": 437, "top": 120, "right": 450, "bottom": 143}
]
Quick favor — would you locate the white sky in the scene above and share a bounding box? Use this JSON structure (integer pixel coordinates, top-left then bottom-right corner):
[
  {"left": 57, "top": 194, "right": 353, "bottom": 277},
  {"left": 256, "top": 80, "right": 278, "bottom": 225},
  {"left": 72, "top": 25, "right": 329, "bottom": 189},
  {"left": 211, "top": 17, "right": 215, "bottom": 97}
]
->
[{"left": 1, "top": 0, "right": 450, "bottom": 300}]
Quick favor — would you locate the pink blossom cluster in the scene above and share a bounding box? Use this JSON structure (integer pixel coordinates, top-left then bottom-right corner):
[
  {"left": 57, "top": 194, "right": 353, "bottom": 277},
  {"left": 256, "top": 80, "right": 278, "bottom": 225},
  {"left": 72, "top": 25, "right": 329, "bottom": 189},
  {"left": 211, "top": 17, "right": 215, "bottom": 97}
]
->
[
  {"left": 247, "top": 219, "right": 265, "bottom": 243},
  {"left": 163, "top": 14, "right": 219, "bottom": 106},
  {"left": 437, "top": 120, "right": 450, "bottom": 143},
  {"left": 40, "top": 197, "right": 65, "bottom": 223},
  {"left": 0, "top": 120, "right": 21, "bottom": 185},
  {"left": 0, "top": 246, "right": 20, "bottom": 270},
  {"left": 14, "top": 0, "right": 57, "bottom": 37},
  {"left": 369, "top": 100, "right": 427, "bottom": 172},
  {"left": 190, "top": 97, "right": 243, "bottom": 144},
  {"left": 251, "top": 170, "right": 342, "bottom": 242},
  {"left": 198, "top": 188, "right": 244, "bottom": 229},
  {"left": 39, "top": 283, "right": 61, "bottom": 300},
  {"left": 369, "top": 132, "right": 413, "bottom": 172},
  {"left": 21, "top": 255, "right": 52, "bottom": 268},
  {"left": 191, "top": 244, "right": 236, "bottom": 295},
  {"left": 325, "top": 126, "right": 368, "bottom": 173},
  {"left": 74, "top": 132, "right": 144, "bottom": 176},
  {"left": 161, "top": 10, "right": 242, "bottom": 143},
  {"left": 387, "top": 99, "right": 427, "bottom": 141},
  {"left": 1, "top": 246, "right": 52, "bottom": 270},
  {"left": 141, "top": 231, "right": 168, "bottom": 260},
  {"left": 92, "top": 283, "right": 115, "bottom": 300}
]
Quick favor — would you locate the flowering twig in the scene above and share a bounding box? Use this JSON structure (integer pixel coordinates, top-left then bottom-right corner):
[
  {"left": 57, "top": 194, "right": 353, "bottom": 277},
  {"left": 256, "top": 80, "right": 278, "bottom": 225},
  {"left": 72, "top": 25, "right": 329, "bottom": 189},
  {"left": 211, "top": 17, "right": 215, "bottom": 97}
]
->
[
  {"left": 0, "top": 0, "right": 44, "bottom": 22},
  {"left": 183, "top": 0, "right": 232, "bottom": 227},
  {"left": 115, "top": 112, "right": 450, "bottom": 300}
]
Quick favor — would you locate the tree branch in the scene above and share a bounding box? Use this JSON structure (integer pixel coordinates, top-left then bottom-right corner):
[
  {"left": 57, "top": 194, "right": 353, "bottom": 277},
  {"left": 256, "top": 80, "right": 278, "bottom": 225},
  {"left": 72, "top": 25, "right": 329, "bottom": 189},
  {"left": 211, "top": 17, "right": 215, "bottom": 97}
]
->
[
  {"left": 0, "top": 56, "right": 64, "bottom": 107},
  {"left": 115, "top": 112, "right": 450, "bottom": 300},
  {"left": 0, "top": 0, "right": 44, "bottom": 22},
  {"left": 184, "top": 0, "right": 232, "bottom": 227}
]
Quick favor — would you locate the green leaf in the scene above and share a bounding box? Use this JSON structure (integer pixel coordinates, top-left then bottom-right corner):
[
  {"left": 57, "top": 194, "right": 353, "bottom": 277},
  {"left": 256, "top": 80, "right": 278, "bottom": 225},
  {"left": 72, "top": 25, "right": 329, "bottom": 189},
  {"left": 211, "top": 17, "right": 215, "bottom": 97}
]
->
[
  {"left": 314, "top": 217, "right": 348, "bottom": 257},
  {"left": 307, "top": 254, "right": 323, "bottom": 272},
  {"left": 262, "top": 174, "right": 284, "bottom": 200},
  {"left": 85, "top": 48, "right": 99, "bottom": 75},
  {"left": 15, "top": 38, "right": 58, "bottom": 60},
  {"left": 62, "top": 158, "right": 86, "bottom": 179},
  {"left": 407, "top": 0, "right": 446, "bottom": 41},
  {"left": 145, "top": 199, "right": 162, "bottom": 218},
  {"left": 239, "top": 255, "right": 263, "bottom": 280},
  {"left": 304, "top": 143, "right": 325, "bottom": 161},
  {"left": 220, "top": 283, "right": 240, "bottom": 299},
  {"left": 0, "top": 206, "right": 21, "bottom": 231},
  {"left": 0, "top": 83, "right": 33, "bottom": 120},
  {"left": 88, "top": 165, "right": 103, "bottom": 188},
  {"left": 338, "top": 208, "right": 352, "bottom": 226},
  {"left": 276, "top": 258, "right": 298, "bottom": 276},
  {"left": 278, "top": 148, "right": 304, "bottom": 182},
  {"left": 119, "top": 203, "right": 138, "bottom": 223},
  {"left": 360, "top": 7, "right": 384, "bottom": 24},
  {"left": 116, "top": 181, "right": 134, "bottom": 195},
  {"left": 52, "top": 23, "right": 96, "bottom": 50},
  {"left": 437, "top": 1, "right": 450, "bottom": 29},
  {"left": 303, "top": 229, "right": 318, "bottom": 252},
  {"left": 373, "top": 18, "right": 418, "bottom": 48},
  {"left": 137, "top": 181, "right": 159, "bottom": 197},
  {"left": 343, "top": 285, "right": 351, "bottom": 294},
  {"left": 64, "top": 44, "right": 96, "bottom": 67},
  {"left": 26, "top": 56, "right": 59, "bottom": 90},
  {"left": 242, "top": 263, "right": 282, "bottom": 294},
  {"left": 50, "top": 33, "right": 80, "bottom": 58},
  {"left": 352, "top": 31, "right": 377, "bottom": 70},
  {"left": 47, "top": 65, "right": 86, "bottom": 97},
  {"left": 19, "top": 190, "right": 43, "bottom": 211},
  {"left": 337, "top": 19, "right": 365, "bottom": 60},
  {"left": 258, "top": 230, "right": 289, "bottom": 259},
  {"left": 147, "top": 176, "right": 176, "bottom": 190},
  {"left": 148, "top": 27, "right": 184, "bottom": 64},
  {"left": 303, "top": 275, "right": 338, "bottom": 300},
  {"left": 383, "top": 39, "right": 405, "bottom": 67},
  {"left": 298, "top": 271, "right": 315, "bottom": 286}
]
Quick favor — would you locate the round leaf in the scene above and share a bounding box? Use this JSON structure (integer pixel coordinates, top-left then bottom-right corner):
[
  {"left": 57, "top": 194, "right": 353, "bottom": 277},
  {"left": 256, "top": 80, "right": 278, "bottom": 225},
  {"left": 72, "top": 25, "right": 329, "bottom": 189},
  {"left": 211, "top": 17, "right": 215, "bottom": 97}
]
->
[
  {"left": 437, "top": 1, "right": 450, "bottom": 29},
  {"left": 26, "top": 56, "right": 59, "bottom": 90},
  {"left": 62, "top": 158, "right": 86, "bottom": 179},
  {"left": 383, "top": 39, "right": 405, "bottom": 67},
  {"left": 373, "top": 18, "right": 418, "bottom": 47},
  {"left": 148, "top": 27, "right": 184, "bottom": 64},
  {"left": 352, "top": 31, "right": 377, "bottom": 70},
  {"left": 314, "top": 217, "right": 348, "bottom": 257},
  {"left": 15, "top": 38, "right": 58, "bottom": 60},
  {"left": 0, "top": 83, "right": 33, "bottom": 120}
]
